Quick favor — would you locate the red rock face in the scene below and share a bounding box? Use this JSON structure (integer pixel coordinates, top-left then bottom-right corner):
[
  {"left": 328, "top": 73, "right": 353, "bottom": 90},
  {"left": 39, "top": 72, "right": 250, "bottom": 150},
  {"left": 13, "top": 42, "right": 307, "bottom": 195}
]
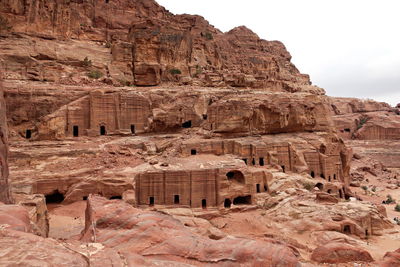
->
[
  {"left": 0, "top": 229, "right": 88, "bottom": 266},
  {"left": 0, "top": 203, "right": 31, "bottom": 232},
  {"left": 331, "top": 97, "right": 400, "bottom": 140},
  {"left": 380, "top": 248, "right": 400, "bottom": 267},
  {"left": 0, "top": 77, "right": 11, "bottom": 204},
  {"left": 81, "top": 195, "right": 300, "bottom": 266},
  {"left": 311, "top": 242, "right": 374, "bottom": 263},
  {"left": 0, "top": 0, "right": 321, "bottom": 91},
  {"left": 1, "top": 1, "right": 398, "bottom": 266}
]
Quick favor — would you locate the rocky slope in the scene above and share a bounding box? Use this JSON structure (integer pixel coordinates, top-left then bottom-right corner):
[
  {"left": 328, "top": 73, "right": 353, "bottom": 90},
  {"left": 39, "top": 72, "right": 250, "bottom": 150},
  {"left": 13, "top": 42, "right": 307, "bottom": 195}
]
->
[
  {"left": 0, "top": 0, "right": 321, "bottom": 92},
  {"left": 1, "top": 0, "right": 400, "bottom": 266},
  {"left": 331, "top": 97, "right": 400, "bottom": 141}
]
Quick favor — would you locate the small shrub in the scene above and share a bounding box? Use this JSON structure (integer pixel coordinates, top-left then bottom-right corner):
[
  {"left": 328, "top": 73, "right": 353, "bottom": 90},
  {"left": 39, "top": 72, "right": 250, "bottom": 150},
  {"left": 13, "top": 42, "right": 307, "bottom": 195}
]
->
[
  {"left": 0, "top": 16, "right": 12, "bottom": 33},
  {"left": 303, "top": 182, "right": 314, "bottom": 191},
  {"left": 82, "top": 57, "right": 92, "bottom": 67},
  {"left": 386, "top": 194, "right": 396, "bottom": 204},
  {"left": 371, "top": 186, "right": 377, "bottom": 192},
  {"left": 169, "top": 68, "right": 182, "bottom": 75},
  {"left": 356, "top": 115, "right": 370, "bottom": 130},
  {"left": 361, "top": 185, "right": 368, "bottom": 191},
  {"left": 105, "top": 41, "right": 111, "bottom": 48},
  {"left": 204, "top": 32, "right": 213, "bottom": 40},
  {"left": 87, "top": 70, "right": 103, "bottom": 79},
  {"left": 395, "top": 204, "right": 400, "bottom": 212}
]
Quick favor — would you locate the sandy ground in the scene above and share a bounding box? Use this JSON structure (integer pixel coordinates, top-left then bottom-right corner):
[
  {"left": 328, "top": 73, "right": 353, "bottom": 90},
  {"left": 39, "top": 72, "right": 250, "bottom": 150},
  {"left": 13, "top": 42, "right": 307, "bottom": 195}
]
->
[{"left": 351, "top": 175, "right": 400, "bottom": 260}]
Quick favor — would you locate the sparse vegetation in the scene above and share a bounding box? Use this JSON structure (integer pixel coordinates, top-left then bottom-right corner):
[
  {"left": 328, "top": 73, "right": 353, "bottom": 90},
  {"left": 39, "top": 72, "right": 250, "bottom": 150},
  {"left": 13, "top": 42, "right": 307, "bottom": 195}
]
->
[
  {"left": 170, "top": 68, "right": 182, "bottom": 75},
  {"left": 82, "top": 57, "right": 92, "bottom": 67},
  {"left": 356, "top": 115, "right": 370, "bottom": 130},
  {"left": 87, "top": 70, "right": 103, "bottom": 79},
  {"left": 395, "top": 204, "right": 400, "bottom": 212},
  {"left": 0, "top": 16, "right": 12, "bottom": 33},
  {"left": 302, "top": 181, "right": 314, "bottom": 191},
  {"left": 371, "top": 186, "right": 377, "bottom": 192},
  {"left": 386, "top": 194, "right": 396, "bottom": 204},
  {"left": 361, "top": 185, "right": 368, "bottom": 192},
  {"left": 204, "top": 32, "right": 213, "bottom": 40},
  {"left": 105, "top": 41, "right": 111, "bottom": 48}
]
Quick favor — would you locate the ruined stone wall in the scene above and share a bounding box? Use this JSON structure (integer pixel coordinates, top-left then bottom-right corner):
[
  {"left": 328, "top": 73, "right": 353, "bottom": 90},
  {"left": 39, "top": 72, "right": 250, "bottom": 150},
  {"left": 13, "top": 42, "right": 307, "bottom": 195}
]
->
[
  {"left": 52, "top": 90, "right": 152, "bottom": 137},
  {"left": 119, "top": 92, "right": 150, "bottom": 133},
  {"left": 331, "top": 97, "right": 400, "bottom": 140},
  {"left": 67, "top": 97, "right": 90, "bottom": 137},
  {"left": 136, "top": 169, "right": 218, "bottom": 208},
  {"left": 357, "top": 126, "right": 400, "bottom": 140},
  {"left": 183, "top": 140, "right": 296, "bottom": 170},
  {"left": 89, "top": 91, "right": 118, "bottom": 134},
  {"left": 191, "top": 169, "right": 218, "bottom": 208},
  {"left": 136, "top": 167, "right": 262, "bottom": 208},
  {"left": 181, "top": 137, "right": 347, "bottom": 185}
]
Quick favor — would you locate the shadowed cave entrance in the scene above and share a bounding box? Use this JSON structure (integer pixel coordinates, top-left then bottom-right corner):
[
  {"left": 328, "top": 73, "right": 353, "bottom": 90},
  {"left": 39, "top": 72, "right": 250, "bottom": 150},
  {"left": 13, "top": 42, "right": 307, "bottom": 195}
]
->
[
  {"left": 131, "top": 124, "right": 135, "bottom": 134},
  {"left": 100, "top": 125, "right": 106, "bottom": 135},
  {"left": 233, "top": 195, "right": 251, "bottom": 205},
  {"left": 45, "top": 190, "right": 65, "bottom": 204},
  {"left": 226, "top": 170, "right": 245, "bottom": 183},
  {"left": 182, "top": 120, "right": 192, "bottom": 128},
  {"left": 149, "top": 197, "right": 155, "bottom": 206},
  {"left": 315, "top": 183, "right": 323, "bottom": 190},
  {"left": 73, "top": 126, "right": 79, "bottom": 137},
  {"left": 224, "top": 199, "right": 231, "bottom": 208},
  {"left": 174, "top": 195, "right": 180, "bottom": 204},
  {"left": 202, "top": 199, "right": 207, "bottom": 209},
  {"left": 26, "top": 129, "right": 32, "bottom": 139}
]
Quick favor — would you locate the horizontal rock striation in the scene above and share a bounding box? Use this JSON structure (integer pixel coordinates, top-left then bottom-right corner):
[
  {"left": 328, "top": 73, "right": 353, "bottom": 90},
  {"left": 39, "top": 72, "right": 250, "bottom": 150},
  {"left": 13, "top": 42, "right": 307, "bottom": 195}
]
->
[{"left": 0, "top": 0, "right": 322, "bottom": 91}]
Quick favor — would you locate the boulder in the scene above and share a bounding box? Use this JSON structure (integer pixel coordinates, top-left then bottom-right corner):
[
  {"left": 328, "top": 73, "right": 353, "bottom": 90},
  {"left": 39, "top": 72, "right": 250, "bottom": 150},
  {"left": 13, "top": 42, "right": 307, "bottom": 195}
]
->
[{"left": 311, "top": 242, "right": 373, "bottom": 263}]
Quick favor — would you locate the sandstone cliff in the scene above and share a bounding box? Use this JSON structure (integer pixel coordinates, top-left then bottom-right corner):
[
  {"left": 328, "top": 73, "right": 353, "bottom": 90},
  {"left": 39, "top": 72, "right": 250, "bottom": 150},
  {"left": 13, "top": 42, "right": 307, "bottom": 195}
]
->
[
  {"left": 2, "top": 1, "right": 399, "bottom": 266},
  {"left": 0, "top": 0, "right": 322, "bottom": 92},
  {"left": 331, "top": 97, "right": 400, "bottom": 140}
]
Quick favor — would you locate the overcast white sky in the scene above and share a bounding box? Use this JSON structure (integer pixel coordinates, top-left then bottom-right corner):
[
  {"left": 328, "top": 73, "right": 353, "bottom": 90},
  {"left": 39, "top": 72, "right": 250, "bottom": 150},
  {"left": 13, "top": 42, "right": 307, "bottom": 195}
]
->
[{"left": 156, "top": 0, "right": 400, "bottom": 106}]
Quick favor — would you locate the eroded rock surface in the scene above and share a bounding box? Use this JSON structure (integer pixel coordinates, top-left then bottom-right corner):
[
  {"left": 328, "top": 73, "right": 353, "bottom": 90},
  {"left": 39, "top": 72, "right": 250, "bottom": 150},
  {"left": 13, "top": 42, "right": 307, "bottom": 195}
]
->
[
  {"left": 0, "top": 0, "right": 322, "bottom": 92},
  {"left": 311, "top": 242, "right": 373, "bottom": 263},
  {"left": 80, "top": 195, "right": 301, "bottom": 266},
  {"left": 1, "top": 0, "right": 399, "bottom": 266}
]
